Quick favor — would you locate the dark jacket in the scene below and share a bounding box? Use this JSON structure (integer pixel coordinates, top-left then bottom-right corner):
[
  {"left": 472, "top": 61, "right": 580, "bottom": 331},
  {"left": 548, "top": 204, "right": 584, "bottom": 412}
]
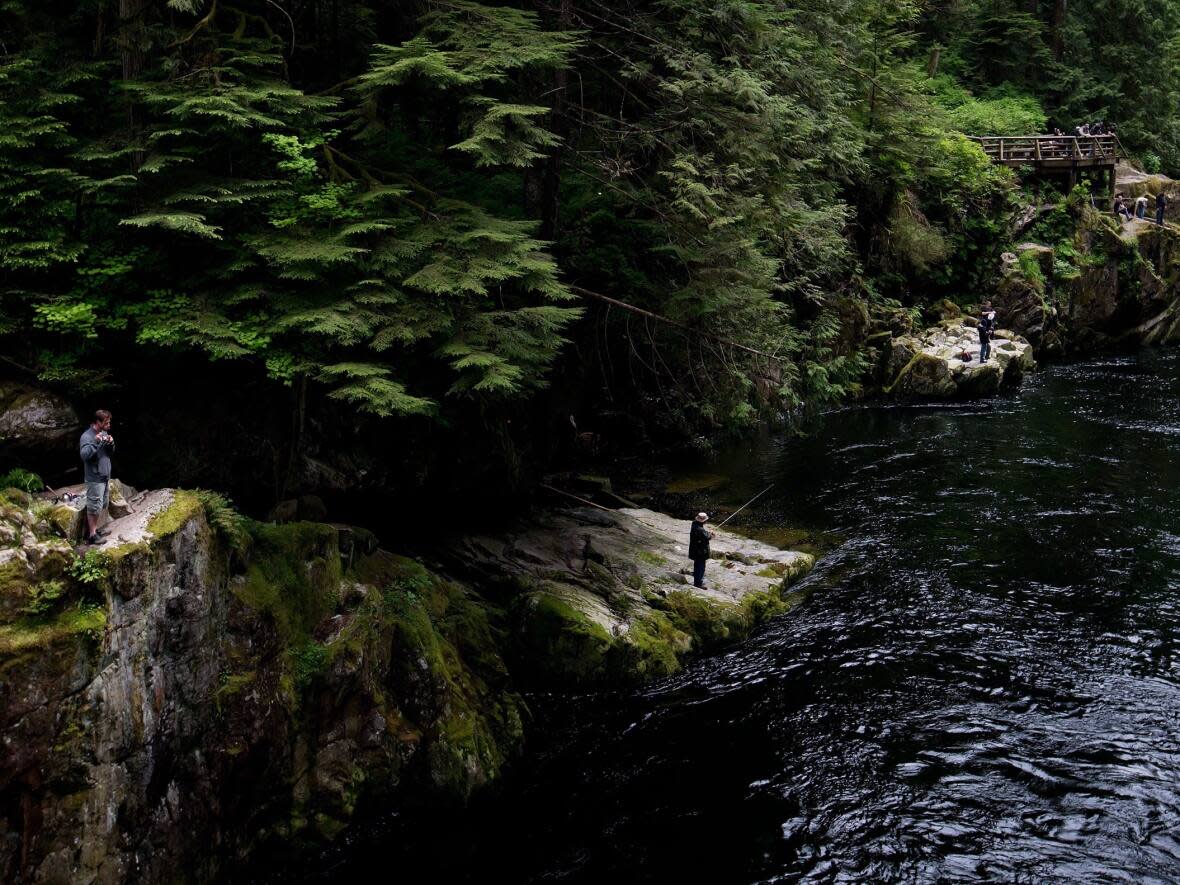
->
[
  {"left": 978, "top": 310, "right": 996, "bottom": 339},
  {"left": 689, "top": 521, "right": 711, "bottom": 561},
  {"left": 1158, "top": 193, "right": 1169, "bottom": 210},
  {"left": 80, "top": 427, "right": 113, "bottom": 482}
]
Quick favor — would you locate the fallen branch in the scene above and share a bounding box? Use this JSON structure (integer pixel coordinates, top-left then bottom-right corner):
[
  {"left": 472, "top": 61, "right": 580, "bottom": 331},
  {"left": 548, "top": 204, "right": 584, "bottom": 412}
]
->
[{"left": 568, "top": 285, "right": 789, "bottom": 364}]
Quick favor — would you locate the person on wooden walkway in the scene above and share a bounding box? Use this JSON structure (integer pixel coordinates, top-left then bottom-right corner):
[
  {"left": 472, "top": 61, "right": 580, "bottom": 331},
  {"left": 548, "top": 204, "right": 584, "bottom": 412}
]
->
[{"left": 689, "top": 512, "right": 713, "bottom": 588}]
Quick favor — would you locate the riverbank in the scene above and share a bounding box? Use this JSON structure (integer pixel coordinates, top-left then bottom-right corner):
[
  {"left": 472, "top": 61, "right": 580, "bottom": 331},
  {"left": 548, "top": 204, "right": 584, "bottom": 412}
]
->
[
  {"left": 0, "top": 483, "right": 815, "bottom": 881},
  {"left": 316, "top": 348, "right": 1180, "bottom": 884}
]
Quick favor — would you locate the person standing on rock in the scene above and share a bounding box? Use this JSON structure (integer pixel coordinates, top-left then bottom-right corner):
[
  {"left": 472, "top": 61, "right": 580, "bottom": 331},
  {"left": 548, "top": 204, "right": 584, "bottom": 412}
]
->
[
  {"left": 79, "top": 409, "right": 114, "bottom": 545},
  {"left": 978, "top": 300, "right": 997, "bottom": 364},
  {"left": 689, "top": 512, "right": 713, "bottom": 588},
  {"left": 1157, "top": 191, "right": 1169, "bottom": 226},
  {"left": 1136, "top": 193, "right": 1150, "bottom": 220}
]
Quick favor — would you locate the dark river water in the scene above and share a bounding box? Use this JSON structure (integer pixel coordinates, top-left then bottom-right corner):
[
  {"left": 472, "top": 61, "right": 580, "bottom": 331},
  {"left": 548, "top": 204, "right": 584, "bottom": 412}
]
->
[{"left": 318, "top": 351, "right": 1180, "bottom": 883}]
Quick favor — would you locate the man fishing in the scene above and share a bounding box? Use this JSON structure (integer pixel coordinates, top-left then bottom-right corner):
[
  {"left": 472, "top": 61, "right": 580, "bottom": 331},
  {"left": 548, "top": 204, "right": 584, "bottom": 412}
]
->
[
  {"left": 79, "top": 409, "right": 115, "bottom": 545},
  {"left": 688, "top": 512, "right": 713, "bottom": 588}
]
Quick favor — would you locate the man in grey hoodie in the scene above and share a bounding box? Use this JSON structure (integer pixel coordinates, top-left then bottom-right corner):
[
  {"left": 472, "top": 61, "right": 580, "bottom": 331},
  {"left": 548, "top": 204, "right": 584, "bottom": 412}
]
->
[{"left": 79, "top": 410, "right": 115, "bottom": 545}]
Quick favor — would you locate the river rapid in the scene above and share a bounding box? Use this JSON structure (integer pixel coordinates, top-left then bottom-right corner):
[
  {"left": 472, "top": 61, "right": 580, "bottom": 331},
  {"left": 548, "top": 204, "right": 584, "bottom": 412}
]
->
[{"left": 318, "top": 351, "right": 1180, "bottom": 883}]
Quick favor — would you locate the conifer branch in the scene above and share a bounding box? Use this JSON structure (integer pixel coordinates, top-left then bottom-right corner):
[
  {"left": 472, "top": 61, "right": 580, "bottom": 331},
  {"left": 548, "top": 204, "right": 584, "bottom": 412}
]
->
[{"left": 569, "top": 285, "right": 786, "bottom": 364}]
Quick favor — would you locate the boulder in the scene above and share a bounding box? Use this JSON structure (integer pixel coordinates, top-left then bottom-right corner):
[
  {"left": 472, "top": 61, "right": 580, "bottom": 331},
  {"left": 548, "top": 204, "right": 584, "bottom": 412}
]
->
[
  {"left": 1016, "top": 242, "right": 1054, "bottom": 279},
  {"left": 0, "top": 382, "right": 79, "bottom": 462},
  {"left": 268, "top": 498, "right": 299, "bottom": 523},
  {"left": 881, "top": 319, "right": 1035, "bottom": 399},
  {"left": 995, "top": 271, "right": 1058, "bottom": 350},
  {"left": 445, "top": 505, "right": 816, "bottom": 686},
  {"left": 1116, "top": 165, "right": 1180, "bottom": 222}
]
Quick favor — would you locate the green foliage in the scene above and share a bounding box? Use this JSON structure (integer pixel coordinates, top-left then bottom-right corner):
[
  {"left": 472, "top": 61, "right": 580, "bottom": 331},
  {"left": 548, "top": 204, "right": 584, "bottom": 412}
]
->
[
  {"left": 3, "top": 0, "right": 1178, "bottom": 450},
  {"left": 1017, "top": 249, "right": 1047, "bottom": 291},
  {"left": 66, "top": 550, "right": 109, "bottom": 586},
  {"left": 0, "top": 468, "right": 43, "bottom": 493},
  {"left": 945, "top": 93, "right": 1047, "bottom": 136},
  {"left": 194, "top": 490, "right": 249, "bottom": 555},
  {"left": 292, "top": 641, "right": 329, "bottom": 687},
  {"left": 22, "top": 580, "right": 67, "bottom": 617},
  {"left": 1143, "top": 152, "right": 1163, "bottom": 175}
]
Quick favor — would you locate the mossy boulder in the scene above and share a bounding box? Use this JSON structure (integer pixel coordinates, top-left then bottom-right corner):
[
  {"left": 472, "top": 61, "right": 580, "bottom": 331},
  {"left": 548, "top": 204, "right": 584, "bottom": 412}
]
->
[
  {"left": 879, "top": 319, "right": 1034, "bottom": 399},
  {"left": 449, "top": 505, "right": 815, "bottom": 687}
]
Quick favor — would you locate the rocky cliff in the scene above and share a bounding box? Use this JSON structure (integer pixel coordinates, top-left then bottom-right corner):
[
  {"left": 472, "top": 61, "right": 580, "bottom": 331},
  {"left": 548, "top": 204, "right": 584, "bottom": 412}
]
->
[
  {"left": 0, "top": 486, "right": 814, "bottom": 882},
  {"left": 995, "top": 186, "right": 1180, "bottom": 356},
  {"left": 865, "top": 181, "right": 1180, "bottom": 401}
]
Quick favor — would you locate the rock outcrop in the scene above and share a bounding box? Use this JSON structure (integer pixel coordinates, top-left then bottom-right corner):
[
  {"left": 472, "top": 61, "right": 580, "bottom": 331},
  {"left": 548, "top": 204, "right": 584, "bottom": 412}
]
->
[
  {"left": 880, "top": 319, "right": 1035, "bottom": 399},
  {"left": 1116, "top": 163, "right": 1180, "bottom": 224},
  {"left": 447, "top": 505, "right": 814, "bottom": 685},
  {"left": 0, "top": 383, "right": 79, "bottom": 469},
  {"left": 0, "top": 486, "right": 816, "bottom": 882},
  {"left": 0, "top": 489, "right": 525, "bottom": 882},
  {"left": 997, "top": 202, "right": 1180, "bottom": 354}
]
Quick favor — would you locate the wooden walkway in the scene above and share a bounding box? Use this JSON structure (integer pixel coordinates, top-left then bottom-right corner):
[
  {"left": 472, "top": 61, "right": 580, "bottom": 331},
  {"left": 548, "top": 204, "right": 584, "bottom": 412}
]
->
[{"left": 969, "top": 135, "right": 1124, "bottom": 188}]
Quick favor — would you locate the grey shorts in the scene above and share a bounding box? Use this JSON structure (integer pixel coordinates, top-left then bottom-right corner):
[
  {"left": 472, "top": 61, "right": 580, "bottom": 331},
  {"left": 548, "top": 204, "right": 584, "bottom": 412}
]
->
[{"left": 85, "top": 480, "right": 109, "bottom": 515}]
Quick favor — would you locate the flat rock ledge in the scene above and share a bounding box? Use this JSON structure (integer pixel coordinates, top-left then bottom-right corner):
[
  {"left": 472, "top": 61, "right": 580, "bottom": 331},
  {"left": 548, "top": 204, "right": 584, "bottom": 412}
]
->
[
  {"left": 448, "top": 504, "right": 815, "bottom": 684},
  {"left": 884, "top": 319, "right": 1036, "bottom": 398}
]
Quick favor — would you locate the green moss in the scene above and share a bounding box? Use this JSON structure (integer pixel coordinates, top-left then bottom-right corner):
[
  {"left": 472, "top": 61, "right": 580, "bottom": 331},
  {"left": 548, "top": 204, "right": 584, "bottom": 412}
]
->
[
  {"left": 234, "top": 521, "right": 341, "bottom": 646},
  {"left": 739, "top": 586, "right": 807, "bottom": 623},
  {"left": 146, "top": 490, "right": 204, "bottom": 538},
  {"left": 509, "top": 589, "right": 613, "bottom": 685},
  {"left": 0, "top": 487, "right": 32, "bottom": 508},
  {"left": 661, "top": 590, "right": 741, "bottom": 648},
  {"left": 292, "top": 641, "right": 328, "bottom": 687},
  {"left": 636, "top": 550, "right": 668, "bottom": 566},
  {"left": 47, "top": 504, "right": 78, "bottom": 539},
  {"left": 349, "top": 553, "right": 526, "bottom": 798},
  {"left": 314, "top": 813, "right": 348, "bottom": 840},
  {"left": 105, "top": 540, "right": 149, "bottom": 562},
  {"left": 214, "top": 670, "right": 257, "bottom": 713},
  {"left": 0, "top": 560, "right": 31, "bottom": 611},
  {"left": 611, "top": 611, "right": 689, "bottom": 681},
  {"left": 0, "top": 603, "right": 106, "bottom": 656}
]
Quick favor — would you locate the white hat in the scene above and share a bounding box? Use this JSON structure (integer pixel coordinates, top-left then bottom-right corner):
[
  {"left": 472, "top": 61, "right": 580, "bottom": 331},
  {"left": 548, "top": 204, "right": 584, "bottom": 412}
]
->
[{"left": 695, "top": 512, "right": 709, "bottom": 522}]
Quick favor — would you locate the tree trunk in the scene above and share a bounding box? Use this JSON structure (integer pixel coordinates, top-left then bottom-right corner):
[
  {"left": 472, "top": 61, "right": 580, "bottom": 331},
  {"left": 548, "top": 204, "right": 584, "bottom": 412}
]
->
[
  {"left": 1053, "top": 0, "right": 1067, "bottom": 61},
  {"left": 537, "top": 0, "right": 572, "bottom": 241},
  {"left": 118, "top": 0, "right": 147, "bottom": 81},
  {"left": 926, "top": 45, "right": 940, "bottom": 78},
  {"left": 119, "top": 0, "right": 148, "bottom": 172}
]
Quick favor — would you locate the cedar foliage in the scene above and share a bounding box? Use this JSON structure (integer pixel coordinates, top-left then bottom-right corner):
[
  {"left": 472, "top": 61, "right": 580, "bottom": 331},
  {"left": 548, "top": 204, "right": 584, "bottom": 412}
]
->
[{"left": 0, "top": 0, "right": 1173, "bottom": 456}]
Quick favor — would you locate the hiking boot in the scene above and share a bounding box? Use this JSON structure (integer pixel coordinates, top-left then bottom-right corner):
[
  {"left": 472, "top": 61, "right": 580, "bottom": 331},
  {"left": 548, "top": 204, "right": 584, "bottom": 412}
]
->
[{"left": 86, "top": 535, "right": 106, "bottom": 546}]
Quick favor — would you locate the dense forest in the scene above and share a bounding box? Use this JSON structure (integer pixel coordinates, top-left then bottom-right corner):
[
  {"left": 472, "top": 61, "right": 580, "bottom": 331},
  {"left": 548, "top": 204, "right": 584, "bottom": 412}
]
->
[{"left": 3, "top": 0, "right": 1178, "bottom": 507}]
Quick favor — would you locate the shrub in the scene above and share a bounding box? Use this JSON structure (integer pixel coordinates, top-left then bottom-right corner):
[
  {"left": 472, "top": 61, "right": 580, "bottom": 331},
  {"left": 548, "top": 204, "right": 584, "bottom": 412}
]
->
[
  {"left": 67, "top": 550, "right": 109, "bottom": 586},
  {"left": 194, "top": 489, "right": 249, "bottom": 555},
  {"left": 292, "top": 641, "right": 328, "bottom": 687},
  {"left": 946, "top": 94, "right": 1047, "bottom": 136},
  {"left": 22, "top": 580, "right": 67, "bottom": 617},
  {"left": 0, "top": 468, "right": 43, "bottom": 493}
]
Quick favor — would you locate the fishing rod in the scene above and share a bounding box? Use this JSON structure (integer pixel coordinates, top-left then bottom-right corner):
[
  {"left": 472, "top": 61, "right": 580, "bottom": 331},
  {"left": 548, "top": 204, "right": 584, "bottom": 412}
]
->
[{"left": 716, "top": 484, "right": 774, "bottom": 528}]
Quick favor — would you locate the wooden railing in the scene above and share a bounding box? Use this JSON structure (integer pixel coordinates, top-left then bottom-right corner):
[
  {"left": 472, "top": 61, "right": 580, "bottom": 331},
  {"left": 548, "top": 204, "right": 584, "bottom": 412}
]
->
[{"left": 968, "top": 134, "right": 1124, "bottom": 166}]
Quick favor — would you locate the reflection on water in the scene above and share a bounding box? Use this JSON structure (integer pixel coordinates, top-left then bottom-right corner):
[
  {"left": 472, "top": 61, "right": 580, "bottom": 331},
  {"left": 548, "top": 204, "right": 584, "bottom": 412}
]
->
[{"left": 313, "top": 351, "right": 1180, "bottom": 883}]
